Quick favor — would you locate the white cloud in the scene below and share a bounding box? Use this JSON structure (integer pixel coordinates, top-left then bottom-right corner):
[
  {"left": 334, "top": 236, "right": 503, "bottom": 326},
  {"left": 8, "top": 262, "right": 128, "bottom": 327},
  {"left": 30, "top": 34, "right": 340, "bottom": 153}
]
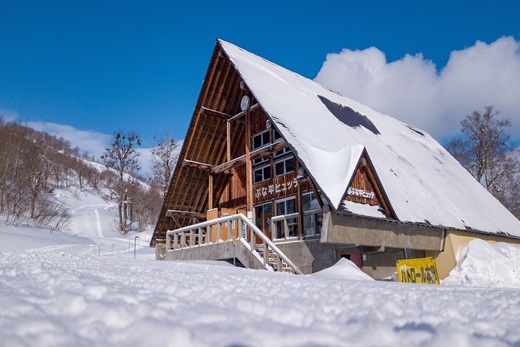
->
[
  {"left": 26, "top": 121, "right": 112, "bottom": 160},
  {"left": 0, "top": 109, "right": 21, "bottom": 123},
  {"left": 314, "top": 36, "right": 520, "bottom": 140}
]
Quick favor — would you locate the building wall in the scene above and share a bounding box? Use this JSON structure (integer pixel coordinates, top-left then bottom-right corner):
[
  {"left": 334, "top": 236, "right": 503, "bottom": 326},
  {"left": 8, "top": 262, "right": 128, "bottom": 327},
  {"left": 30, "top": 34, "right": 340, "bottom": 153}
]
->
[{"left": 276, "top": 239, "right": 340, "bottom": 274}]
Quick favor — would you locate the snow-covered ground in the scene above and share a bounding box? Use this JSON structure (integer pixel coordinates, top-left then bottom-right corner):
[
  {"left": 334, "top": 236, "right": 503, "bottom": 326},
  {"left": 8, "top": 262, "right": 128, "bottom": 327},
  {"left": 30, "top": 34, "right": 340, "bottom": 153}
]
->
[{"left": 2, "top": 185, "right": 520, "bottom": 346}]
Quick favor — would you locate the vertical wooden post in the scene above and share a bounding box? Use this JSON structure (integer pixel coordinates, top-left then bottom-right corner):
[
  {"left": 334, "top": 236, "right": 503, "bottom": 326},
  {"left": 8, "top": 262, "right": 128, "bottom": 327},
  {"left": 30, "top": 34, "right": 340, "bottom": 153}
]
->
[
  {"left": 296, "top": 164, "right": 304, "bottom": 237},
  {"left": 208, "top": 174, "right": 213, "bottom": 210},
  {"left": 245, "top": 108, "right": 253, "bottom": 213},
  {"left": 226, "top": 121, "right": 231, "bottom": 162}
]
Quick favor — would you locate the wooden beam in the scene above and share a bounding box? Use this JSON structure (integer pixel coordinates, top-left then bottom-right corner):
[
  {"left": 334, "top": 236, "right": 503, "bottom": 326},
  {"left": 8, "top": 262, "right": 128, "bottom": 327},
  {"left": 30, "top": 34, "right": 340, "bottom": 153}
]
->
[
  {"left": 200, "top": 103, "right": 259, "bottom": 123},
  {"left": 211, "top": 140, "right": 288, "bottom": 174},
  {"left": 166, "top": 210, "right": 206, "bottom": 219},
  {"left": 200, "top": 106, "right": 230, "bottom": 120},
  {"left": 228, "top": 103, "right": 259, "bottom": 122},
  {"left": 183, "top": 159, "right": 214, "bottom": 171}
]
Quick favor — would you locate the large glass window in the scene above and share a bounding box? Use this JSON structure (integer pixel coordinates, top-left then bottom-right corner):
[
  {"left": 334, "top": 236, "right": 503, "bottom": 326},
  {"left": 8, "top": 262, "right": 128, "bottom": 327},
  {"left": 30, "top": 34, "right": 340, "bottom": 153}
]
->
[
  {"left": 274, "top": 197, "right": 298, "bottom": 238},
  {"left": 302, "top": 192, "right": 323, "bottom": 237}
]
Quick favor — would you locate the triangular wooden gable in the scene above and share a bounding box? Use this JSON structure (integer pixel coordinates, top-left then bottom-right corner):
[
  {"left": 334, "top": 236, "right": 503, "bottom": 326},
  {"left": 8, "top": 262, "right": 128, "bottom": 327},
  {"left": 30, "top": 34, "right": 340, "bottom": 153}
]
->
[{"left": 343, "top": 150, "right": 395, "bottom": 219}]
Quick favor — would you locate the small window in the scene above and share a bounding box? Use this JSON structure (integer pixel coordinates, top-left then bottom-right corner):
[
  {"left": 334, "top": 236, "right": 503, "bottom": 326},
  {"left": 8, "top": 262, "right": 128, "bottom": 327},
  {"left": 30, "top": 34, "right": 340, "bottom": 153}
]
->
[
  {"left": 273, "top": 130, "right": 282, "bottom": 141},
  {"left": 274, "top": 147, "right": 291, "bottom": 157},
  {"left": 253, "top": 156, "right": 269, "bottom": 165},
  {"left": 274, "top": 157, "right": 295, "bottom": 177},
  {"left": 253, "top": 130, "right": 270, "bottom": 150},
  {"left": 254, "top": 165, "right": 271, "bottom": 184}
]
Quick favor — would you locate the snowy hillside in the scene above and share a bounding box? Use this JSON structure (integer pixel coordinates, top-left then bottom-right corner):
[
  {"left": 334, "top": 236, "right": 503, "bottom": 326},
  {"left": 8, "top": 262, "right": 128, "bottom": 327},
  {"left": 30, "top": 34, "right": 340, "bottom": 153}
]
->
[{"left": 2, "top": 184, "right": 520, "bottom": 346}]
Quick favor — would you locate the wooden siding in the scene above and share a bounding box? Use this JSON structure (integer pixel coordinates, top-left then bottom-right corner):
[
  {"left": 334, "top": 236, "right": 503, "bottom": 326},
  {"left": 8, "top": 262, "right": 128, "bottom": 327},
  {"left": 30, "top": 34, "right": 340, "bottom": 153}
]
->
[
  {"left": 219, "top": 165, "right": 247, "bottom": 209},
  {"left": 344, "top": 152, "right": 395, "bottom": 218},
  {"left": 250, "top": 110, "right": 268, "bottom": 135},
  {"left": 253, "top": 171, "right": 298, "bottom": 204},
  {"left": 345, "top": 162, "right": 381, "bottom": 206},
  {"left": 152, "top": 43, "right": 250, "bottom": 245}
]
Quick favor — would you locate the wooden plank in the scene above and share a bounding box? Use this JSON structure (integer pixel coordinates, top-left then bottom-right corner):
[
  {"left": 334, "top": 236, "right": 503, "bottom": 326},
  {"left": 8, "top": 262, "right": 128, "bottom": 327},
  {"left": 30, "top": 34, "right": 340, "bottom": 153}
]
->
[
  {"left": 183, "top": 159, "right": 214, "bottom": 170},
  {"left": 166, "top": 210, "right": 205, "bottom": 219}
]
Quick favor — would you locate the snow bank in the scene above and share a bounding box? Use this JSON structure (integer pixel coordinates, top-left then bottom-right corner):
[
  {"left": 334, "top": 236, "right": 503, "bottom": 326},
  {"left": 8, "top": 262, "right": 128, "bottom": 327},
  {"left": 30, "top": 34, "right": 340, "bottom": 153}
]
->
[
  {"left": 2, "top": 244, "right": 520, "bottom": 347},
  {"left": 311, "top": 258, "right": 374, "bottom": 281},
  {"left": 444, "top": 239, "right": 520, "bottom": 288},
  {"left": 2, "top": 182, "right": 520, "bottom": 346}
]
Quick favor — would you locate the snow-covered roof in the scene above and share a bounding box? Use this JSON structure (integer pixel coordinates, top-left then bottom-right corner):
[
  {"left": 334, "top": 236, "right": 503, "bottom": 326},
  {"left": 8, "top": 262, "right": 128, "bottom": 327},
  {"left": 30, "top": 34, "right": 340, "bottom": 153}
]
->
[{"left": 218, "top": 39, "right": 520, "bottom": 237}]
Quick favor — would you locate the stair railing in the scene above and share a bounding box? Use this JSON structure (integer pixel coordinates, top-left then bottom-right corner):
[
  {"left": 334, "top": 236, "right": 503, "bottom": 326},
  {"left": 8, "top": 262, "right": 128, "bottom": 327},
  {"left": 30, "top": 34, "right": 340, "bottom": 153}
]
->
[{"left": 165, "top": 213, "right": 303, "bottom": 275}]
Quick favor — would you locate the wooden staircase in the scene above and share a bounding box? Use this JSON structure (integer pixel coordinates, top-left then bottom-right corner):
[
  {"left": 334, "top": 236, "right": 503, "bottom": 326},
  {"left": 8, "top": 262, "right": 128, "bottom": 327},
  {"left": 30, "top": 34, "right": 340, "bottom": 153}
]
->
[{"left": 163, "top": 213, "right": 303, "bottom": 275}]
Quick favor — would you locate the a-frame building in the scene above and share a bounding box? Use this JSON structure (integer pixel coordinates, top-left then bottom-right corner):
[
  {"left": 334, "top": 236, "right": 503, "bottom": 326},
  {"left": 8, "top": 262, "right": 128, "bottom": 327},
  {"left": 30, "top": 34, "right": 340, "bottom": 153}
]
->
[{"left": 151, "top": 39, "right": 520, "bottom": 279}]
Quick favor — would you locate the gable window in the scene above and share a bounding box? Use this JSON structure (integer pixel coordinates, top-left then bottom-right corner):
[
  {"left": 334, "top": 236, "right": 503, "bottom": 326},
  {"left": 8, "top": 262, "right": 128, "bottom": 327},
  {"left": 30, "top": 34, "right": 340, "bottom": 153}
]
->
[
  {"left": 273, "top": 130, "right": 282, "bottom": 142},
  {"left": 252, "top": 130, "right": 270, "bottom": 150},
  {"left": 254, "top": 165, "right": 271, "bottom": 184},
  {"left": 274, "top": 147, "right": 291, "bottom": 157},
  {"left": 274, "top": 156, "right": 295, "bottom": 177}
]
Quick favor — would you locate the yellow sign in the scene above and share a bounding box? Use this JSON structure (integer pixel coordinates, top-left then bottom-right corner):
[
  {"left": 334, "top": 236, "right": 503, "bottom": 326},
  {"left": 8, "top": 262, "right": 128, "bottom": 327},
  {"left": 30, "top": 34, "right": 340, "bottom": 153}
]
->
[{"left": 397, "top": 257, "right": 440, "bottom": 284}]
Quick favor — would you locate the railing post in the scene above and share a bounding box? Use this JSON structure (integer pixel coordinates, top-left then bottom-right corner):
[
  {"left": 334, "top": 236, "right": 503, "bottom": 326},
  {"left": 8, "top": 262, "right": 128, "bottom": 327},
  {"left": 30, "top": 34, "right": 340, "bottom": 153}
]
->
[
  {"left": 263, "top": 243, "right": 268, "bottom": 266},
  {"left": 284, "top": 219, "right": 289, "bottom": 239},
  {"left": 166, "top": 233, "right": 171, "bottom": 251},
  {"left": 227, "top": 221, "right": 232, "bottom": 241},
  {"left": 181, "top": 232, "right": 186, "bottom": 248},
  {"left": 198, "top": 227, "right": 203, "bottom": 246},
  {"left": 238, "top": 219, "right": 243, "bottom": 240},
  {"left": 276, "top": 255, "right": 282, "bottom": 271},
  {"left": 250, "top": 227, "right": 256, "bottom": 251},
  {"left": 272, "top": 220, "right": 278, "bottom": 240},
  {"left": 173, "top": 233, "right": 178, "bottom": 249},
  {"left": 189, "top": 229, "right": 195, "bottom": 248}
]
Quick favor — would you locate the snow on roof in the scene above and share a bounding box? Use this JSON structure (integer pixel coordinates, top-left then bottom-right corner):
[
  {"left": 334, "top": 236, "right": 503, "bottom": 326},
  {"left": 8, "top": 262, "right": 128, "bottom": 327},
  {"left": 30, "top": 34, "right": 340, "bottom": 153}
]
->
[{"left": 218, "top": 39, "right": 520, "bottom": 237}]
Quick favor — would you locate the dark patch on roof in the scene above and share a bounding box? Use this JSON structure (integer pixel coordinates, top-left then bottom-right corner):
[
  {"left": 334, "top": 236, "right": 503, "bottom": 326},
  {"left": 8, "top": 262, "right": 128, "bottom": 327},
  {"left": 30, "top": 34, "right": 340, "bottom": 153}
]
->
[
  {"left": 406, "top": 125, "right": 425, "bottom": 136},
  {"left": 318, "top": 95, "right": 380, "bottom": 135}
]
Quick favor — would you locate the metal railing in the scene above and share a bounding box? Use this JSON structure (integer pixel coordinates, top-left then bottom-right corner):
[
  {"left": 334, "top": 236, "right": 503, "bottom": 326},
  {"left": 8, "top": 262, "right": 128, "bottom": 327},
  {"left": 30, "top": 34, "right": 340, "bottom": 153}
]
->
[{"left": 165, "top": 213, "right": 303, "bottom": 275}]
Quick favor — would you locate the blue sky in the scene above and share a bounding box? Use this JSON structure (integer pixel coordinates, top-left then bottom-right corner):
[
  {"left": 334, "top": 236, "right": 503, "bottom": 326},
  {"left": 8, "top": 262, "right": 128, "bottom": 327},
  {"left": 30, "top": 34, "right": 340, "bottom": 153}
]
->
[{"left": 1, "top": 1, "right": 519, "bottom": 162}]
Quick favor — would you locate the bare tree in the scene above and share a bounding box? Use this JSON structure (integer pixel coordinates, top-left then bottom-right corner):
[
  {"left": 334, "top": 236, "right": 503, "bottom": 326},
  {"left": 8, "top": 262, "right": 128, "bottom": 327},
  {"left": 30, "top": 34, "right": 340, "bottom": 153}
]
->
[
  {"left": 447, "top": 106, "right": 520, "bottom": 218},
  {"left": 101, "top": 131, "right": 142, "bottom": 234},
  {"left": 151, "top": 131, "right": 178, "bottom": 198}
]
